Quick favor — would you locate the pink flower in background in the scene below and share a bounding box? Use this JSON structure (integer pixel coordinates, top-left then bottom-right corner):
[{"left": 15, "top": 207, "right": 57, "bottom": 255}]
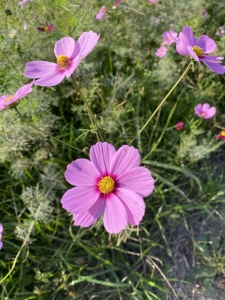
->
[
  {"left": 155, "top": 46, "right": 168, "bottom": 58},
  {"left": 0, "top": 223, "right": 3, "bottom": 250},
  {"left": 176, "top": 26, "right": 225, "bottom": 74},
  {"left": 18, "top": 0, "right": 33, "bottom": 8},
  {"left": 162, "top": 30, "right": 178, "bottom": 46},
  {"left": 194, "top": 103, "right": 216, "bottom": 119},
  {"left": 113, "top": 0, "right": 122, "bottom": 8},
  {"left": 176, "top": 121, "right": 184, "bottom": 131},
  {"left": 38, "top": 22, "right": 55, "bottom": 32},
  {"left": 61, "top": 142, "right": 154, "bottom": 234},
  {"left": 0, "top": 83, "right": 33, "bottom": 111},
  {"left": 24, "top": 31, "right": 100, "bottom": 87},
  {"left": 216, "top": 130, "right": 225, "bottom": 140},
  {"left": 148, "top": 0, "right": 158, "bottom": 4},
  {"left": 96, "top": 6, "right": 107, "bottom": 20},
  {"left": 216, "top": 26, "right": 225, "bottom": 37}
]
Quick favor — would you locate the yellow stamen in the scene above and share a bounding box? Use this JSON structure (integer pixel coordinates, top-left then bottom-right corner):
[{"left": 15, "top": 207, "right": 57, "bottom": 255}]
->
[
  {"left": 192, "top": 46, "right": 204, "bottom": 57},
  {"left": 97, "top": 176, "right": 115, "bottom": 194},
  {"left": 57, "top": 55, "right": 71, "bottom": 70},
  {"left": 4, "top": 95, "right": 14, "bottom": 102},
  {"left": 221, "top": 131, "right": 225, "bottom": 137}
]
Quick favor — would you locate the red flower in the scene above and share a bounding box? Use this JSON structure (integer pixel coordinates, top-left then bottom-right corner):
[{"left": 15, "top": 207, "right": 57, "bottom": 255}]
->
[
  {"left": 176, "top": 121, "right": 184, "bottom": 131},
  {"left": 38, "top": 22, "right": 55, "bottom": 32}
]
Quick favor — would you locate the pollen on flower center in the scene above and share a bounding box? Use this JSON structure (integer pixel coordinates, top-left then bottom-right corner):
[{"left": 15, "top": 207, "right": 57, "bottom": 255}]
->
[
  {"left": 97, "top": 176, "right": 115, "bottom": 194},
  {"left": 4, "top": 95, "right": 14, "bottom": 102},
  {"left": 192, "top": 46, "right": 204, "bottom": 57},
  {"left": 57, "top": 55, "right": 71, "bottom": 70},
  {"left": 221, "top": 131, "right": 225, "bottom": 137}
]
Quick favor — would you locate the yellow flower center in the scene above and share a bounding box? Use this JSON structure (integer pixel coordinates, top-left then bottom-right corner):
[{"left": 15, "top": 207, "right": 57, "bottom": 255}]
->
[
  {"left": 97, "top": 176, "right": 115, "bottom": 194},
  {"left": 221, "top": 131, "right": 225, "bottom": 137},
  {"left": 192, "top": 46, "right": 204, "bottom": 57},
  {"left": 4, "top": 95, "right": 14, "bottom": 102},
  {"left": 57, "top": 55, "right": 71, "bottom": 70}
]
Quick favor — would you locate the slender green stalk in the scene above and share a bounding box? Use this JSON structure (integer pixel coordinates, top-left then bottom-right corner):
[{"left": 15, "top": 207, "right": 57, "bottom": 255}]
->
[
  {"left": 72, "top": 78, "right": 102, "bottom": 142},
  {"left": 14, "top": 107, "right": 84, "bottom": 153},
  {"left": 130, "top": 61, "right": 193, "bottom": 144},
  {"left": 0, "top": 48, "right": 21, "bottom": 75}
]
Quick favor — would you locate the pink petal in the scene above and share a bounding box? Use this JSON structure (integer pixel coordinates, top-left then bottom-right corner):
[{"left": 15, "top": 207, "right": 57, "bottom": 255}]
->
[
  {"left": 33, "top": 70, "right": 66, "bottom": 86},
  {"left": 90, "top": 142, "right": 116, "bottom": 176},
  {"left": 0, "top": 241, "right": 3, "bottom": 250},
  {"left": 14, "top": 83, "right": 33, "bottom": 101},
  {"left": 54, "top": 37, "right": 76, "bottom": 58},
  {"left": 103, "top": 193, "right": 128, "bottom": 234},
  {"left": 0, "top": 224, "right": 3, "bottom": 233},
  {"left": 73, "top": 195, "right": 106, "bottom": 227},
  {"left": 181, "top": 26, "right": 197, "bottom": 46},
  {"left": 110, "top": 145, "right": 140, "bottom": 176},
  {"left": 176, "top": 40, "right": 190, "bottom": 56},
  {"left": 24, "top": 61, "right": 57, "bottom": 78},
  {"left": 202, "top": 60, "right": 225, "bottom": 74},
  {"left": 115, "top": 188, "right": 145, "bottom": 225},
  {"left": 117, "top": 167, "right": 154, "bottom": 197},
  {"left": 197, "top": 35, "right": 216, "bottom": 54},
  {"left": 65, "top": 57, "right": 81, "bottom": 78},
  {"left": 194, "top": 104, "right": 202, "bottom": 116},
  {"left": 187, "top": 46, "right": 200, "bottom": 63},
  {"left": 61, "top": 187, "right": 100, "bottom": 214},
  {"left": 205, "top": 107, "right": 216, "bottom": 119},
  {"left": 77, "top": 31, "right": 100, "bottom": 60},
  {"left": 202, "top": 103, "right": 210, "bottom": 111},
  {"left": 65, "top": 158, "right": 100, "bottom": 187}
]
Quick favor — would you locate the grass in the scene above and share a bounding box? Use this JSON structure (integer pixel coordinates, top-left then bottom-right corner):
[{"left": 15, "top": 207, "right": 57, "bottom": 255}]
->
[{"left": 1, "top": 0, "right": 225, "bottom": 299}]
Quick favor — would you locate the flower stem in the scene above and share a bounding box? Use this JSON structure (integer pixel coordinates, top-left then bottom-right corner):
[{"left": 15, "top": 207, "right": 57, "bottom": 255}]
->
[
  {"left": 72, "top": 78, "right": 102, "bottom": 142},
  {"left": 130, "top": 61, "right": 193, "bottom": 144},
  {"left": 14, "top": 107, "right": 84, "bottom": 153}
]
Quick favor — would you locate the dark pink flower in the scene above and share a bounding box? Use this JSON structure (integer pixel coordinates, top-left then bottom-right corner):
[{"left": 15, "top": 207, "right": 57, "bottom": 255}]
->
[
  {"left": 148, "top": 0, "right": 158, "bottom": 4},
  {"left": 96, "top": 6, "right": 106, "bottom": 20},
  {"left": 176, "top": 26, "right": 225, "bottom": 74},
  {"left": 162, "top": 30, "right": 178, "bottom": 46},
  {"left": 176, "top": 121, "right": 184, "bottom": 130},
  {"left": 0, "top": 83, "right": 33, "bottom": 111},
  {"left": 0, "top": 223, "right": 3, "bottom": 250},
  {"left": 38, "top": 22, "right": 55, "bottom": 32},
  {"left": 194, "top": 103, "right": 216, "bottom": 119},
  {"left": 216, "top": 130, "right": 225, "bottom": 140},
  {"left": 155, "top": 46, "right": 168, "bottom": 58},
  {"left": 113, "top": 0, "right": 122, "bottom": 8},
  {"left": 24, "top": 31, "right": 100, "bottom": 87},
  {"left": 61, "top": 142, "right": 154, "bottom": 234}
]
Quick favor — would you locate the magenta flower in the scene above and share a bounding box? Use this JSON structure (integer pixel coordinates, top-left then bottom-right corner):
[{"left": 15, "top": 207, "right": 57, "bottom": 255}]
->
[
  {"left": 176, "top": 26, "right": 225, "bottom": 74},
  {"left": 38, "top": 22, "right": 55, "bottom": 32},
  {"left": 0, "top": 83, "right": 33, "bottom": 111},
  {"left": 96, "top": 6, "right": 107, "bottom": 20},
  {"left": 216, "top": 130, "right": 225, "bottom": 140},
  {"left": 61, "top": 142, "right": 154, "bottom": 234},
  {"left": 0, "top": 223, "right": 3, "bottom": 250},
  {"left": 194, "top": 103, "right": 216, "bottom": 119},
  {"left": 155, "top": 46, "right": 168, "bottom": 58},
  {"left": 162, "top": 30, "right": 178, "bottom": 46},
  {"left": 24, "top": 31, "right": 100, "bottom": 87},
  {"left": 113, "top": 0, "right": 122, "bottom": 8},
  {"left": 148, "top": 0, "right": 158, "bottom": 4},
  {"left": 176, "top": 121, "right": 184, "bottom": 131}
]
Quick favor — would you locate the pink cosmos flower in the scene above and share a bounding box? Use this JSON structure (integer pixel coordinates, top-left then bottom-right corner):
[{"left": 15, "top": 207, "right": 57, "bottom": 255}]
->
[
  {"left": 194, "top": 103, "right": 216, "bottom": 119},
  {"left": 148, "top": 0, "right": 158, "bottom": 4},
  {"left": 216, "top": 130, "right": 225, "bottom": 140},
  {"left": 61, "top": 142, "right": 154, "bottom": 234},
  {"left": 24, "top": 31, "right": 100, "bottom": 87},
  {"left": 0, "top": 83, "right": 33, "bottom": 111},
  {"left": 162, "top": 30, "right": 178, "bottom": 46},
  {"left": 155, "top": 46, "right": 168, "bottom": 58},
  {"left": 38, "top": 22, "right": 55, "bottom": 32},
  {"left": 176, "top": 121, "right": 184, "bottom": 131},
  {"left": 216, "top": 26, "right": 225, "bottom": 37},
  {"left": 18, "top": 0, "right": 33, "bottom": 8},
  {"left": 0, "top": 223, "right": 3, "bottom": 250},
  {"left": 176, "top": 26, "right": 225, "bottom": 74},
  {"left": 96, "top": 6, "right": 107, "bottom": 20},
  {"left": 112, "top": 0, "right": 122, "bottom": 8}
]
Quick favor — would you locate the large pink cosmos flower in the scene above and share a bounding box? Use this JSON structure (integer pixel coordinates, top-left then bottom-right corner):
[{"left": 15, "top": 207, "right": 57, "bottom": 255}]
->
[
  {"left": 61, "top": 142, "right": 154, "bottom": 234},
  {"left": 24, "top": 31, "right": 100, "bottom": 87},
  {"left": 0, "top": 83, "right": 33, "bottom": 111},
  {"left": 0, "top": 223, "right": 3, "bottom": 250},
  {"left": 176, "top": 26, "right": 225, "bottom": 74},
  {"left": 194, "top": 103, "right": 216, "bottom": 119}
]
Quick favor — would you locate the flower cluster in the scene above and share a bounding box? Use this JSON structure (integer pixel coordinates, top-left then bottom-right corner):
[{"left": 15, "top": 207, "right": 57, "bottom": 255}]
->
[
  {"left": 155, "top": 30, "right": 177, "bottom": 58},
  {"left": 0, "top": 223, "right": 3, "bottom": 250}
]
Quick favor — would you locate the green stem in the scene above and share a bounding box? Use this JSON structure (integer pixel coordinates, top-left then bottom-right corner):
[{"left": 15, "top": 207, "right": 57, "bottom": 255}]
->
[
  {"left": 72, "top": 78, "right": 102, "bottom": 142},
  {"left": 130, "top": 61, "right": 193, "bottom": 144},
  {"left": 0, "top": 48, "right": 21, "bottom": 75},
  {"left": 14, "top": 107, "right": 84, "bottom": 153}
]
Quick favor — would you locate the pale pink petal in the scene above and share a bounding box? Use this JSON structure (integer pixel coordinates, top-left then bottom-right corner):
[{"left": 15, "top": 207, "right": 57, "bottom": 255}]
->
[
  {"left": 77, "top": 31, "right": 100, "bottom": 60},
  {"left": 205, "top": 107, "right": 216, "bottom": 119},
  {"left": 65, "top": 57, "right": 81, "bottom": 78},
  {"left": 65, "top": 158, "right": 100, "bottom": 187},
  {"left": 187, "top": 46, "right": 200, "bottom": 63},
  {"left": 33, "top": 70, "right": 66, "bottom": 86},
  {"left": 61, "top": 187, "right": 100, "bottom": 214},
  {"left": 202, "top": 60, "right": 225, "bottom": 74},
  {"left": 90, "top": 142, "right": 116, "bottom": 176},
  {"left": 13, "top": 83, "right": 33, "bottom": 101},
  {"left": 194, "top": 104, "right": 203, "bottom": 116},
  {"left": 24, "top": 61, "right": 57, "bottom": 78},
  {"left": 202, "top": 103, "right": 210, "bottom": 111},
  {"left": 176, "top": 40, "right": 190, "bottom": 56},
  {"left": 197, "top": 35, "right": 216, "bottom": 54},
  {"left": 0, "top": 241, "right": 3, "bottom": 250},
  {"left": 181, "top": 26, "right": 197, "bottom": 46},
  {"left": 54, "top": 37, "right": 76, "bottom": 58},
  {"left": 73, "top": 196, "right": 106, "bottom": 227},
  {"left": 0, "top": 224, "right": 3, "bottom": 233},
  {"left": 110, "top": 145, "right": 140, "bottom": 176},
  {"left": 115, "top": 188, "right": 145, "bottom": 225},
  {"left": 103, "top": 193, "right": 128, "bottom": 234},
  {"left": 201, "top": 56, "right": 224, "bottom": 62},
  {"left": 116, "top": 167, "right": 154, "bottom": 197}
]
